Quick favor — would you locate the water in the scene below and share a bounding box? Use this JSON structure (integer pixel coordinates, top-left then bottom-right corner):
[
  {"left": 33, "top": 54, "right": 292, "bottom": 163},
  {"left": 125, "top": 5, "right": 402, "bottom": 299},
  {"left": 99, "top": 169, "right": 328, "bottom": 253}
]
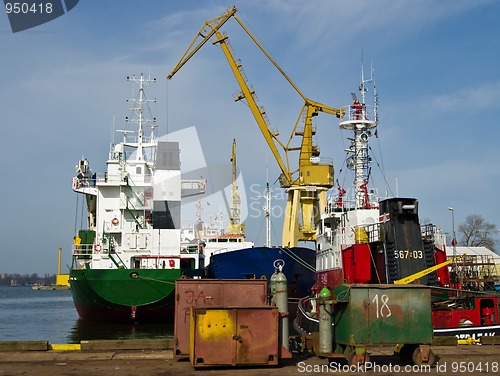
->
[{"left": 0, "top": 286, "right": 173, "bottom": 344}]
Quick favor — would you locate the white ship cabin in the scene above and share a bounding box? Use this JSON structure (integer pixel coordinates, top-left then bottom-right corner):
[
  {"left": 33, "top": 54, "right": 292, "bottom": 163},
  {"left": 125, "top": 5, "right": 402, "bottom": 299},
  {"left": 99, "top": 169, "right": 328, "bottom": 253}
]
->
[
  {"left": 180, "top": 221, "right": 254, "bottom": 265},
  {"left": 315, "top": 195, "right": 381, "bottom": 273},
  {"left": 72, "top": 140, "right": 205, "bottom": 272}
]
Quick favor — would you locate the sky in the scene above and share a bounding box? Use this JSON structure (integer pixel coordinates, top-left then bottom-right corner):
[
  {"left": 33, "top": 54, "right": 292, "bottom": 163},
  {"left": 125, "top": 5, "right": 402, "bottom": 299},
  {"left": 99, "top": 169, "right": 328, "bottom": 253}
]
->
[{"left": 1, "top": 0, "right": 499, "bottom": 275}]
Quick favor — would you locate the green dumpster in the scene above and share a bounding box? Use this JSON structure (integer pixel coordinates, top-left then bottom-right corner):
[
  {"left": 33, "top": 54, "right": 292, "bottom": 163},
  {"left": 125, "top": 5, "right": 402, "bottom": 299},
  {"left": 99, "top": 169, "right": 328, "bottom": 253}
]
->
[{"left": 332, "top": 284, "right": 434, "bottom": 365}]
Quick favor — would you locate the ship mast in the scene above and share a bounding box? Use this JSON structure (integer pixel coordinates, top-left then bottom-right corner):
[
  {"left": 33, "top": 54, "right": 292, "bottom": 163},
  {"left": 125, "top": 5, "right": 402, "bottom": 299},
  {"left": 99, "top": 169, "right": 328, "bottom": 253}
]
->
[
  {"left": 339, "top": 65, "right": 377, "bottom": 209},
  {"left": 124, "top": 74, "right": 157, "bottom": 161},
  {"left": 227, "top": 139, "right": 244, "bottom": 235},
  {"left": 263, "top": 163, "right": 272, "bottom": 248}
]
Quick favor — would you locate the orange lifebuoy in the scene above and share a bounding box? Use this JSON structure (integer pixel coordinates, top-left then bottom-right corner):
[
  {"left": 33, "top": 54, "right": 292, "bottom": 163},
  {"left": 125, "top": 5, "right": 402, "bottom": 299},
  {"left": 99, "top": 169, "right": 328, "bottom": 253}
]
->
[
  {"left": 94, "top": 244, "right": 102, "bottom": 253},
  {"left": 112, "top": 218, "right": 119, "bottom": 225}
]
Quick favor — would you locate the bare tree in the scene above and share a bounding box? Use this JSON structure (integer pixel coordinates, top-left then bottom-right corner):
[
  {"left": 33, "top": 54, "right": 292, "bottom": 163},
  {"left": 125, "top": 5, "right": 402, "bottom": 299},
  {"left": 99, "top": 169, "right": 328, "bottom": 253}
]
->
[{"left": 458, "top": 214, "right": 496, "bottom": 252}]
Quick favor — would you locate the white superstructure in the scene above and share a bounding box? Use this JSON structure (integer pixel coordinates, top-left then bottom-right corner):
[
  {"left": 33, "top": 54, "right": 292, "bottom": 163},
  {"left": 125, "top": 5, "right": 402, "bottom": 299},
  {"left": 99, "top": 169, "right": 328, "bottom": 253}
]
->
[{"left": 71, "top": 74, "right": 206, "bottom": 271}]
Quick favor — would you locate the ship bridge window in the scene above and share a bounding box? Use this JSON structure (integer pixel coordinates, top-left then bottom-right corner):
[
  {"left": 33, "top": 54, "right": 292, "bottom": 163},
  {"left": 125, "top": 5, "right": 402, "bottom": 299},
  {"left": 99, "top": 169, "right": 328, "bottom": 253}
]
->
[{"left": 136, "top": 166, "right": 142, "bottom": 174}]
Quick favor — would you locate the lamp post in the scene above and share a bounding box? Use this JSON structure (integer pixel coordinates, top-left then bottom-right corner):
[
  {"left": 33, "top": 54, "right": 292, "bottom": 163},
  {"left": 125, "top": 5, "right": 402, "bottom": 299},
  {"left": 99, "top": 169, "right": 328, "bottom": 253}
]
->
[{"left": 448, "top": 207, "right": 457, "bottom": 287}]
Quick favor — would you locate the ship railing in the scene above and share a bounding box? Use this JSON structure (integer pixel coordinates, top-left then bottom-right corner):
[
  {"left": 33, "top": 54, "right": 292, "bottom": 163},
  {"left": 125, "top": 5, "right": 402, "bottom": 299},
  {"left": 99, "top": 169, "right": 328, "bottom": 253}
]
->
[
  {"left": 324, "top": 193, "right": 382, "bottom": 214},
  {"left": 72, "top": 173, "right": 112, "bottom": 188},
  {"left": 339, "top": 103, "right": 376, "bottom": 123},
  {"left": 72, "top": 176, "right": 97, "bottom": 189},
  {"left": 421, "top": 223, "right": 437, "bottom": 241},
  {"left": 181, "top": 244, "right": 202, "bottom": 254},
  {"left": 73, "top": 244, "right": 93, "bottom": 257},
  {"left": 212, "top": 248, "right": 231, "bottom": 255},
  {"left": 74, "top": 172, "right": 153, "bottom": 186},
  {"left": 421, "top": 223, "right": 447, "bottom": 249},
  {"left": 364, "top": 222, "right": 381, "bottom": 243}
]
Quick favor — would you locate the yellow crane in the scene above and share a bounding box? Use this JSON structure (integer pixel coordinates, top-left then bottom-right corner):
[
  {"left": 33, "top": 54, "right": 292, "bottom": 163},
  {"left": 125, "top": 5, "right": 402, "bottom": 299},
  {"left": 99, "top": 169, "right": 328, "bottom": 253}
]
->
[
  {"left": 168, "top": 6, "right": 344, "bottom": 247},
  {"left": 227, "top": 139, "right": 244, "bottom": 235}
]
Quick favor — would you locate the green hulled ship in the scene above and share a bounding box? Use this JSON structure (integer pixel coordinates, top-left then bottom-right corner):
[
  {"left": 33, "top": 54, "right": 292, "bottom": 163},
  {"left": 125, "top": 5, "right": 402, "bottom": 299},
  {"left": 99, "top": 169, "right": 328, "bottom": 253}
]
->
[{"left": 69, "top": 74, "right": 206, "bottom": 322}]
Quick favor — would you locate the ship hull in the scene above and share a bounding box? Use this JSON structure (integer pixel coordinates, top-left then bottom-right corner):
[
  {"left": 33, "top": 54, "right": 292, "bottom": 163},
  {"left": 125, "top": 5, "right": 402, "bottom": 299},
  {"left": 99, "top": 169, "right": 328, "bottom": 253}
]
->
[
  {"left": 208, "top": 246, "right": 315, "bottom": 298},
  {"left": 69, "top": 268, "right": 182, "bottom": 322},
  {"left": 208, "top": 246, "right": 315, "bottom": 323},
  {"left": 433, "top": 325, "right": 500, "bottom": 339}
]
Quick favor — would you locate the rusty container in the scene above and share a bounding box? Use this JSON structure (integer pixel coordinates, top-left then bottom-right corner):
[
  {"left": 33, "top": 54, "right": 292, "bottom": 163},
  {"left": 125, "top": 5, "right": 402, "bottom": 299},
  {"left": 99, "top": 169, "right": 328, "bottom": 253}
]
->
[
  {"left": 174, "top": 278, "right": 268, "bottom": 357},
  {"left": 333, "top": 284, "right": 433, "bottom": 345},
  {"left": 190, "top": 306, "right": 279, "bottom": 367}
]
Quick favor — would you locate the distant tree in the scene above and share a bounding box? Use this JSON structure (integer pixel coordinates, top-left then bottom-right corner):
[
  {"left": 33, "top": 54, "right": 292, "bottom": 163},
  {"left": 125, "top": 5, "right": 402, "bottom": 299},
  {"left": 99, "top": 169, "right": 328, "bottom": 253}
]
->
[{"left": 458, "top": 214, "right": 497, "bottom": 252}]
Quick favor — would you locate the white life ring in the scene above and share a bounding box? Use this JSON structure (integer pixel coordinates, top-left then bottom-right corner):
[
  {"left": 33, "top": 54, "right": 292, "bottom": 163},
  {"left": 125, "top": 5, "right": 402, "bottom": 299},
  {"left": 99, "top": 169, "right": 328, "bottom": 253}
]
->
[
  {"left": 94, "top": 244, "right": 102, "bottom": 253},
  {"left": 111, "top": 217, "right": 119, "bottom": 225}
]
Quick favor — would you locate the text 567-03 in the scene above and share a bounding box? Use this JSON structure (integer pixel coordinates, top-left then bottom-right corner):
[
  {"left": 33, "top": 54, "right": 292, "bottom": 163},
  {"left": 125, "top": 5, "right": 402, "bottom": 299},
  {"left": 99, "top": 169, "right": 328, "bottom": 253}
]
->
[
  {"left": 394, "top": 249, "right": 423, "bottom": 259},
  {"left": 5, "top": 2, "right": 53, "bottom": 14}
]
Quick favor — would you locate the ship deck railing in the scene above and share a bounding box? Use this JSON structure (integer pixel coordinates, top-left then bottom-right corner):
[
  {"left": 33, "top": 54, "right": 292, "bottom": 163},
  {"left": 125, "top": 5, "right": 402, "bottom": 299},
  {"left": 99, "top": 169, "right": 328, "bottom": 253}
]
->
[
  {"left": 212, "top": 248, "right": 232, "bottom": 256},
  {"left": 363, "top": 222, "right": 381, "bottom": 243},
  {"left": 72, "top": 244, "right": 93, "bottom": 257},
  {"left": 181, "top": 245, "right": 202, "bottom": 254},
  {"left": 339, "top": 103, "right": 376, "bottom": 124},
  {"left": 324, "top": 195, "right": 382, "bottom": 215},
  {"left": 73, "top": 172, "right": 153, "bottom": 188}
]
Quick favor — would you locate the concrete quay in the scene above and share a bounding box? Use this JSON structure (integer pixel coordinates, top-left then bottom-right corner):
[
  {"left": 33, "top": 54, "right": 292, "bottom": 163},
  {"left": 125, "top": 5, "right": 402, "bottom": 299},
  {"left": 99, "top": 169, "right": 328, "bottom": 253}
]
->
[{"left": 0, "top": 340, "right": 499, "bottom": 375}]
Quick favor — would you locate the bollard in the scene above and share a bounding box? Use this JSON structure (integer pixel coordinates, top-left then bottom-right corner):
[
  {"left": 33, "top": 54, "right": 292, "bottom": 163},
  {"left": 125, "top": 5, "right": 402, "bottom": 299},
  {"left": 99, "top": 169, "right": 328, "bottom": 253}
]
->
[{"left": 318, "top": 286, "right": 332, "bottom": 355}]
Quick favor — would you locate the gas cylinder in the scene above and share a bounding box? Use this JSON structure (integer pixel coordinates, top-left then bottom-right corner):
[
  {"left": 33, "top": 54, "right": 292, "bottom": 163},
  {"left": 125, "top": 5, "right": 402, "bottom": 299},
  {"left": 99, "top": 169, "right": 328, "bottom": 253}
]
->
[
  {"left": 318, "top": 286, "right": 332, "bottom": 355},
  {"left": 271, "top": 259, "right": 289, "bottom": 352}
]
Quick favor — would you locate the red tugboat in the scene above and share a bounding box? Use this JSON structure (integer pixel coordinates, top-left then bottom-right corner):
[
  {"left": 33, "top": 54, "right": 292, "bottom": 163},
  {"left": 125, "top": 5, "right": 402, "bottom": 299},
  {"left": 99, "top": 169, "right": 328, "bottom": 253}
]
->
[{"left": 294, "top": 69, "right": 500, "bottom": 340}]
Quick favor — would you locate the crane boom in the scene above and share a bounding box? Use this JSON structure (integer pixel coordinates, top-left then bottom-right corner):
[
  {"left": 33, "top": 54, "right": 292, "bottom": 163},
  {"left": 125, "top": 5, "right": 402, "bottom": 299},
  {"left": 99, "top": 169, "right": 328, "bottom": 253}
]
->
[
  {"left": 227, "top": 139, "right": 244, "bottom": 235},
  {"left": 167, "top": 6, "right": 236, "bottom": 80},
  {"left": 393, "top": 254, "right": 465, "bottom": 285},
  {"left": 214, "top": 31, "right": 294, "bottom": 186}
]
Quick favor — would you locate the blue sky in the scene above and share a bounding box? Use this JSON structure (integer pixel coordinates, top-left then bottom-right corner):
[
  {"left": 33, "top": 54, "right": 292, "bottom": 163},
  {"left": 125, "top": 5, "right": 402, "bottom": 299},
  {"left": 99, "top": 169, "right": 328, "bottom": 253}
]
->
[{"left": 1, "top": 0, "right": 499, "bottom": 275}]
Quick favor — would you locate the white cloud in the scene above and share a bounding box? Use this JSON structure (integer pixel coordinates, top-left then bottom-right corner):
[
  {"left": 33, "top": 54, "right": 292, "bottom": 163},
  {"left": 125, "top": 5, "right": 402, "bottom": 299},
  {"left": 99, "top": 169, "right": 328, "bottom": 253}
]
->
[{"left": 425, "top": 81, "right": 500, "bottom": 112}]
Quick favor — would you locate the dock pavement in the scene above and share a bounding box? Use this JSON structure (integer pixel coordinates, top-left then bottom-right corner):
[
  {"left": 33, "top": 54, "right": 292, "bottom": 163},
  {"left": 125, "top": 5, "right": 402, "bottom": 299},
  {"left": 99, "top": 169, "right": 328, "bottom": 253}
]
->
[{"left": 0, "top": 339, "right": 499, "bottom": 375}]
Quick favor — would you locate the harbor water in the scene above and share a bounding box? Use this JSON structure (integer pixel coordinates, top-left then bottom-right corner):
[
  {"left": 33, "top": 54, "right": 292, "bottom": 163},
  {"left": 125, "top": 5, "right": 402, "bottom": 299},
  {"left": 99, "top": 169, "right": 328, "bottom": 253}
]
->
[{"left": 0, "top": 286, "right": 173, "bottom": 344}]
